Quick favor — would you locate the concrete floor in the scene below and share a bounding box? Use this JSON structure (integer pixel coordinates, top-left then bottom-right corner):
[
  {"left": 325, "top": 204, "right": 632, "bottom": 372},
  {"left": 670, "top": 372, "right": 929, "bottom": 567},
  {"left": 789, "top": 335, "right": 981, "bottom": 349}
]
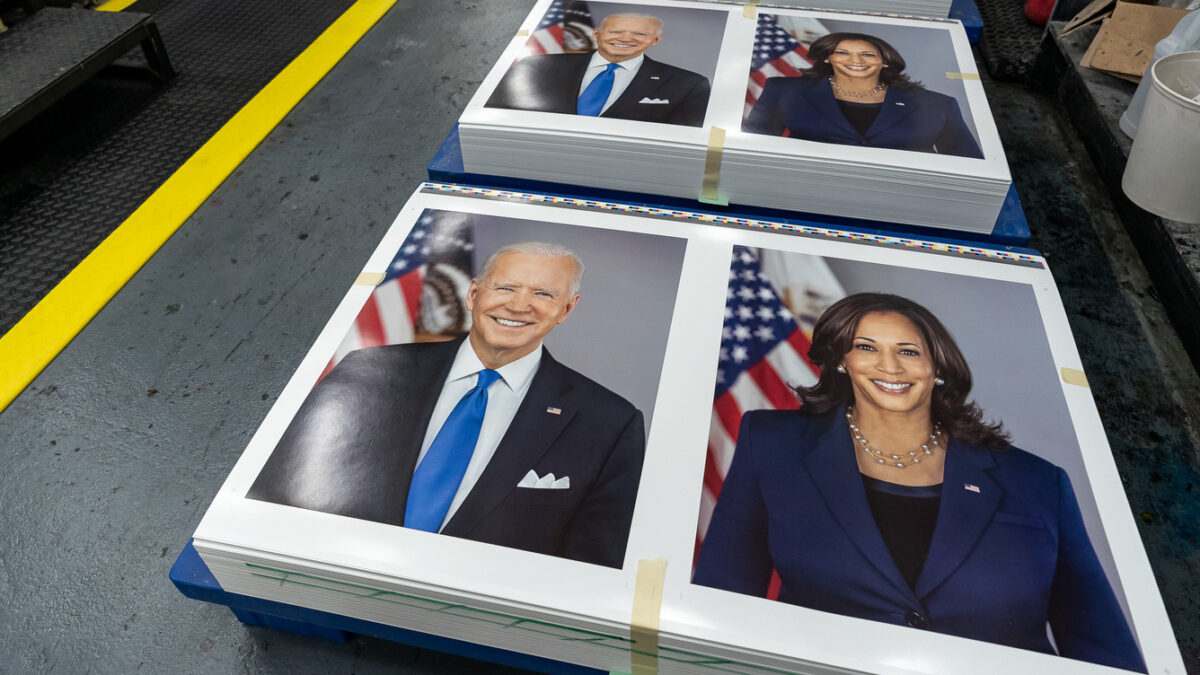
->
[{"left": 0, "top": 1, "right": 1197, "bottom": 673}]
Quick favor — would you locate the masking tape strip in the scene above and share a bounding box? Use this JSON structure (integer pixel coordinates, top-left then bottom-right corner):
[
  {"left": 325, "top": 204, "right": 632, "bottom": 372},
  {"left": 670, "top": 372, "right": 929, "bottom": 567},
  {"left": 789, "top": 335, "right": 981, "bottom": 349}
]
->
[
  {"left": 700, "top": 127, "right": 727, "bottom": 206},
  {"left": 743, "top": 0, "right": 760, "bottom": 18},
  {"left": 516, "top": 29, "right": 530, "bottom": 37},
  {"left": 354, "top": 272, "right": 385, "bottom": 286},
  {"left": 630, "top": 558, "right": 667, "bottom": 675},
  {"left": 1061, "top": 367, "right": 1090, "bottom": 388},
  {"left": 946, "top": 72, "right": 982, "bottom": 80}
]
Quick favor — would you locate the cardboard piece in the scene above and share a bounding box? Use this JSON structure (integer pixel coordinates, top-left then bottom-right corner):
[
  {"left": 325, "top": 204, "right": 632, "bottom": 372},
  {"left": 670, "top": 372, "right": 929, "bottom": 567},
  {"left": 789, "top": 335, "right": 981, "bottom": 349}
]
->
[
  {"left": 1080, "top": 2, "right": 1190, "bottom": 80},
  {"left": 1062, "top": 0, "right": 1116, "bottom": 36}
]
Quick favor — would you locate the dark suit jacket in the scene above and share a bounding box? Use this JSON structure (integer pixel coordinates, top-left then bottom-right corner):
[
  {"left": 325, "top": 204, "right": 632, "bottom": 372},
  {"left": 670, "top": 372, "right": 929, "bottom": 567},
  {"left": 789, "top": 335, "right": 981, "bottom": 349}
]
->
[
  {"left": 744, "top": 76, "right": 984, "bottom": 159},
  {"left": 248, "top": 338, "right": 646, "bottom": 568},
  {"left": 486, "top": 52, "right": 710, "bottom": 127},
  {"left": 693, "top": 408, "right": 1144, "bottom": 672}
]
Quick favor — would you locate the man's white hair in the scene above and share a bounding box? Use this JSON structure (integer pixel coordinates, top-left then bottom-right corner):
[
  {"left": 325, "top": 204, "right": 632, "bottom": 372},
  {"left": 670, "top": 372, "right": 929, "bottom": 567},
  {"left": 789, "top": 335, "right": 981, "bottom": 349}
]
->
[
  {"left": 598, "top": 13, "right": 664, "bottom": 35},
  {"left": 477, "top": 242, "right": 585, "bottom": 296}
]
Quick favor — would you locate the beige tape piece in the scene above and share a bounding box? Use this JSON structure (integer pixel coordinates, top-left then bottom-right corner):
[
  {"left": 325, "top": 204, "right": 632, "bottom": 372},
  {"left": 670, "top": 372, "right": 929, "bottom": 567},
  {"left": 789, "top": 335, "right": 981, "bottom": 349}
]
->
[
  {"left": 1061, "top": 367, "right": 1090, "bottom": 388},
  {"left": 516, "top": 29, "right": 530, "bottom": 37},
  {"left": 700, "top": 127, "right": 728, "bottom": 206},
  {"left": 743, "top": 0, "right": 760, "bottom": 18},
  {"left": 946, "top": 72, "right": 982, "bottom": 80},
  {"left": 354, "top": 272, "right": 385, "bottom": 286},
  {"left": 630, "top": 558, "right": 668, "bottom": 675}
]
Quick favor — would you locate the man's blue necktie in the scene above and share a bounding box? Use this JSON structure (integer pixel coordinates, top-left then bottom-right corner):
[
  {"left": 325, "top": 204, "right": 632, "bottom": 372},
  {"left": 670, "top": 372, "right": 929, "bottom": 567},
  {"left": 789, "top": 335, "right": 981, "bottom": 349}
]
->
[
  {"left": 404, "top": 369, "right": 501, "bottom": 532},
  {"left": 577, "top": 62, "right": 620, "bottom": 116}
]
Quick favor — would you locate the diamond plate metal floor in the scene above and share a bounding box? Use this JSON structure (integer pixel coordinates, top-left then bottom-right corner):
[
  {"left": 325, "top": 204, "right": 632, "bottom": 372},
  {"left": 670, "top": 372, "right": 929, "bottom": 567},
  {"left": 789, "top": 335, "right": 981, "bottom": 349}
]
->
[
  {"left": 977, "top": 0, "right": 1044, "bottom": 81},
  {"left": 0, "top": 0, "right": 355, "bottom": 333}
]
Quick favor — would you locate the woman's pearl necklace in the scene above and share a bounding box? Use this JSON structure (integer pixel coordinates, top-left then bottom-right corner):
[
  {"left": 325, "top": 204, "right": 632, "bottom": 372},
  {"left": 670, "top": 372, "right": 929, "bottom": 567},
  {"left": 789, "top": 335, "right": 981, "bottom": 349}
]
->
[
  {"left": 829, "top": 77, "right": 886, "bottom": 98},
  {"left": 846, "top": 406, "right": 941, "bottom": 469}
]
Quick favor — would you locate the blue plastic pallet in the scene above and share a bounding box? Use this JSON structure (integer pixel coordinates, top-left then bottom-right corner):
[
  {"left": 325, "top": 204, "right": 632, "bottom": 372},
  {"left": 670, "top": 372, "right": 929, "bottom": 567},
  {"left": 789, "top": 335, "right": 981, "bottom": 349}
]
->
[
  {"left": 170, "top": 540, "right": 604, "bottom": 675},
  {"left": 951, "top": 0, "right": 984, "bottom": 43}
]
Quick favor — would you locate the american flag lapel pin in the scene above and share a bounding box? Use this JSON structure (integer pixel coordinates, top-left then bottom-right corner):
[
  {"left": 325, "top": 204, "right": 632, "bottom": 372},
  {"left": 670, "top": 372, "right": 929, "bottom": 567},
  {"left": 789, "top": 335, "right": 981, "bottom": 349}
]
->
[
  {"left": 546, "top": 406, "right": 562, "bottom": 415},
  {"left": 964, "top": 483, "right": 981, "bottom": 493},
  {"left": 650, "top": 75, "right": 660, "bottom": 80},
  {"left": 896, "top": 102, "right": 906, "bottom": 106}
]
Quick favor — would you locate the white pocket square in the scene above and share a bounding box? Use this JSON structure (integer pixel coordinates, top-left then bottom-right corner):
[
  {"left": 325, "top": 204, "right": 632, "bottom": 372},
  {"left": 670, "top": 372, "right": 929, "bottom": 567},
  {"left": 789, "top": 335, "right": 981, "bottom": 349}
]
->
[
  {"left": 638, "top": 97, "right": 669, "bottom": 104},
  {"left": 518, "top": 470, "right": 570, "bottom": 489}
]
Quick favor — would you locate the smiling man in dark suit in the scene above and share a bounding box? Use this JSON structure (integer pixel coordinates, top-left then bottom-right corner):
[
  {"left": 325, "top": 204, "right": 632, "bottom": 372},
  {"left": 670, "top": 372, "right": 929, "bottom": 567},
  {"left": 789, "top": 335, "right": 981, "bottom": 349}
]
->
[
  {"left": 486, "top": 13, "right": 711, "bottom": 127},
  {"left": 248, "top": 242, "right": 646, "bottom": 568}
]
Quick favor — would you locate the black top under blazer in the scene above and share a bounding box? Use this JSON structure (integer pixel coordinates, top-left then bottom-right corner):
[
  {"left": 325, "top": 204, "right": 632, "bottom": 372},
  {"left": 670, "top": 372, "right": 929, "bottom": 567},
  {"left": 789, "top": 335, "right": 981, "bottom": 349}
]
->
[{"left": 693, "top": 408, "right": 1144, "bottom": 672}]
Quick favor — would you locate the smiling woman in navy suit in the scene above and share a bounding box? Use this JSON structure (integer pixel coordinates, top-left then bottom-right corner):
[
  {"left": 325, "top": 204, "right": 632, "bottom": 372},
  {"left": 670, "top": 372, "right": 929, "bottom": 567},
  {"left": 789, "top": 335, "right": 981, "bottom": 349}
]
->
[
  {"left": 744, "top": 33, "right": 984, "bottom": 159},
  {"left": 693, "top": 293, "right": 1144, "bottom": 671}
]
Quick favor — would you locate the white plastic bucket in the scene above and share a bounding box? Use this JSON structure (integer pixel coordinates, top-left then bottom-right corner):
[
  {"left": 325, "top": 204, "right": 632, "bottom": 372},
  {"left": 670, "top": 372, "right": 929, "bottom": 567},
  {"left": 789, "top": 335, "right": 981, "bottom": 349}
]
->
[
  {"left": 1120, "top": 9, "right": 1200, "bottom": 139},
  {"left": 1122, "top": 51, "right": 1200, "bottom": 224}
]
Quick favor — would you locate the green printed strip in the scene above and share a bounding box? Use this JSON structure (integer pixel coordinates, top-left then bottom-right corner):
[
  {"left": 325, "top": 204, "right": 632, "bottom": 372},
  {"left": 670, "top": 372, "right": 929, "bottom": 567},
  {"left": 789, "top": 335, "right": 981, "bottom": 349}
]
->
[
  {"left": 244, "top": 562, "right": 802, "bottom": 675},
  {"left": 246, "top": 562, "right": 622, "bottom": 642}
]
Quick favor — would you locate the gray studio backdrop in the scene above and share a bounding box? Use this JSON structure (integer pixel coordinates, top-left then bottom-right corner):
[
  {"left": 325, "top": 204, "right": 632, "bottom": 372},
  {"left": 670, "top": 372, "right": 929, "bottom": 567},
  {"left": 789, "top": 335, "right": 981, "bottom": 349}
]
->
[
  {"left": 809, "top": 17, "right": 983, "bottom": 149},
  {"left": 568, "top": 1, "right": 728, "bottom": 84},
  {"left": 470, "top": 212, "right": 687, "bottom": 430},
  {"left": 821, "top": 255, "right": 1131, "bottom": 622}
]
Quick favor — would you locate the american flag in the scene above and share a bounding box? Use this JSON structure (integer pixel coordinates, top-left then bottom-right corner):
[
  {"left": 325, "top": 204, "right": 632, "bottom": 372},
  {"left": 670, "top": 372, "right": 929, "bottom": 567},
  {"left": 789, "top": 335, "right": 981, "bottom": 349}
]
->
[
  {"left": 698, "top": 247, "right": 844, "bottom": 594},
  {"left": 525, "top": 0, "right": 595, "bottom": 56},
  {"left": 321, "top": 212, "right": 473, "bottom": 380},
  {"left": 746, "top": 14, "right": 823, "bottom": 118}
]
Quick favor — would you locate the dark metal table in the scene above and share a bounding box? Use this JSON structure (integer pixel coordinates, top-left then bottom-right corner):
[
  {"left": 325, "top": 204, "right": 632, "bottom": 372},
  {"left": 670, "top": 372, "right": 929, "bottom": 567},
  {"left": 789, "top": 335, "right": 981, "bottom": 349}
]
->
[{"left": 0, "top": 6, "right": 174, "bottom": 143}]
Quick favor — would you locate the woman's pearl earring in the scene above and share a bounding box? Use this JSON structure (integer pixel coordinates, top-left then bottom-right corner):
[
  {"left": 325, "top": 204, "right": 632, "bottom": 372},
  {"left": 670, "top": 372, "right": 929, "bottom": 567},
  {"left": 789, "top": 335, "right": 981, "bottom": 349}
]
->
[
  {"left": 836, "top": 365, "right": 846, "bottom": 374},
  {"left": 934, "top": 377, "right": 945, "bottom": 386}
]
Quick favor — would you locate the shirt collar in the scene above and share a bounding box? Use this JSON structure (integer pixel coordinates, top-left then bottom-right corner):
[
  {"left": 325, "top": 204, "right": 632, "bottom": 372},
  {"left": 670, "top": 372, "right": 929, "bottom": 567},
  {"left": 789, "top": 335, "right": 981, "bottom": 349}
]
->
[
  {"left": 588, "top": 51, "right": 644, "bottom": 72},
  {"left": 449, "top": 338, "right": 542, "bottom": 392}
]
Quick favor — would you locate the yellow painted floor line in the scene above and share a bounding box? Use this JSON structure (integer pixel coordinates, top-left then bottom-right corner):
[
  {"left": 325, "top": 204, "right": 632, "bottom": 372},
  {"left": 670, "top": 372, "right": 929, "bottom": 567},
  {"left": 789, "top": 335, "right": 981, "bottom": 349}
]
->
[
  {"left": 0, "top": 0, "right": 398, "bottom": 412},
  {"left": 97, "top": 0, "right": 140, "bottom": 12}
]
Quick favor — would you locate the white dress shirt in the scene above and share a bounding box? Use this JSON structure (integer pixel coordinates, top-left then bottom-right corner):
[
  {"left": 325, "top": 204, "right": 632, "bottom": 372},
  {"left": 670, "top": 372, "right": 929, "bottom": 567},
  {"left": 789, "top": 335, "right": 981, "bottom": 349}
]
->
[
  {"left": 578, "top": 52, "right": 645, "bottom": 114},
  {"left": 415, "top": 339, "right": 542, "bottom": 532}
]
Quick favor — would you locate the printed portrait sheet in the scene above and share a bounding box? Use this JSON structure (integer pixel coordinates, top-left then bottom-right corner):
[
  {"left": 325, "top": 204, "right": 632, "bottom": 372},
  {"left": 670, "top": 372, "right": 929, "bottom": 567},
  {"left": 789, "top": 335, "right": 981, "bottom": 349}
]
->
[
  {"left": 483, "top": 1, "right": 726, "bottom": 129},
  {"left": 686, "top": 247, "right": 1150, "bottom": 673},
  {"left": 737, "top": 14, "right": 989, "bottom": 159},
  {"left": 192, "top": 184, "right": 1180, "bottom": 675}
]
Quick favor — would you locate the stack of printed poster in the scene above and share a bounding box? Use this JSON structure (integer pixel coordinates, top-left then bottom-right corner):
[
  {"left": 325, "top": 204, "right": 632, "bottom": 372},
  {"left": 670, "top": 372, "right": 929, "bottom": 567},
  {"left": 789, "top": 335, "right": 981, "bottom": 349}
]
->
[
  {"left": 456, "top": 0, "right": 1011, "bottom": 235},
  {"left": 191, "top": 183, "right": 1182, "bottom": 675}
]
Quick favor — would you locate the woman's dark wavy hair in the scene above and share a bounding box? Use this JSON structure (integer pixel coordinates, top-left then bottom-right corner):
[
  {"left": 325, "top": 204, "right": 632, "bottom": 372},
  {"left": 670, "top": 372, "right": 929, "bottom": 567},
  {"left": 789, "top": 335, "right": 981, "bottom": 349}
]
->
[
  {"left": 801, "top": 32, "right": 922, "bottom": 90},
  {"left": 795, "top": 292, "right": 1010, "bottom": 450}
]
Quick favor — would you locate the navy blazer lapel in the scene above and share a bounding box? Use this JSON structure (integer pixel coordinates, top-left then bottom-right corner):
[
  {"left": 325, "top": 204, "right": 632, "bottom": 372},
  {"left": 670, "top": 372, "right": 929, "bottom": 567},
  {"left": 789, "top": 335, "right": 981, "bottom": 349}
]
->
[
  {"left": 604, "top": 56, "right": 665, "bottom": 118},
  {"left": 802, "top": 409, "right": 918, "bottom": 602},
  {"left": 806, "top": 79, "right": 862, "bottom": 140},
  {"left": 864, "top": 86, "right": 917, "bottom": 140},
  {"left": 442, "top": 349, "right": 576, "bottom": 537},
  {"left": 913, "top": 439, "right": 1001, "bottom": 598}
]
